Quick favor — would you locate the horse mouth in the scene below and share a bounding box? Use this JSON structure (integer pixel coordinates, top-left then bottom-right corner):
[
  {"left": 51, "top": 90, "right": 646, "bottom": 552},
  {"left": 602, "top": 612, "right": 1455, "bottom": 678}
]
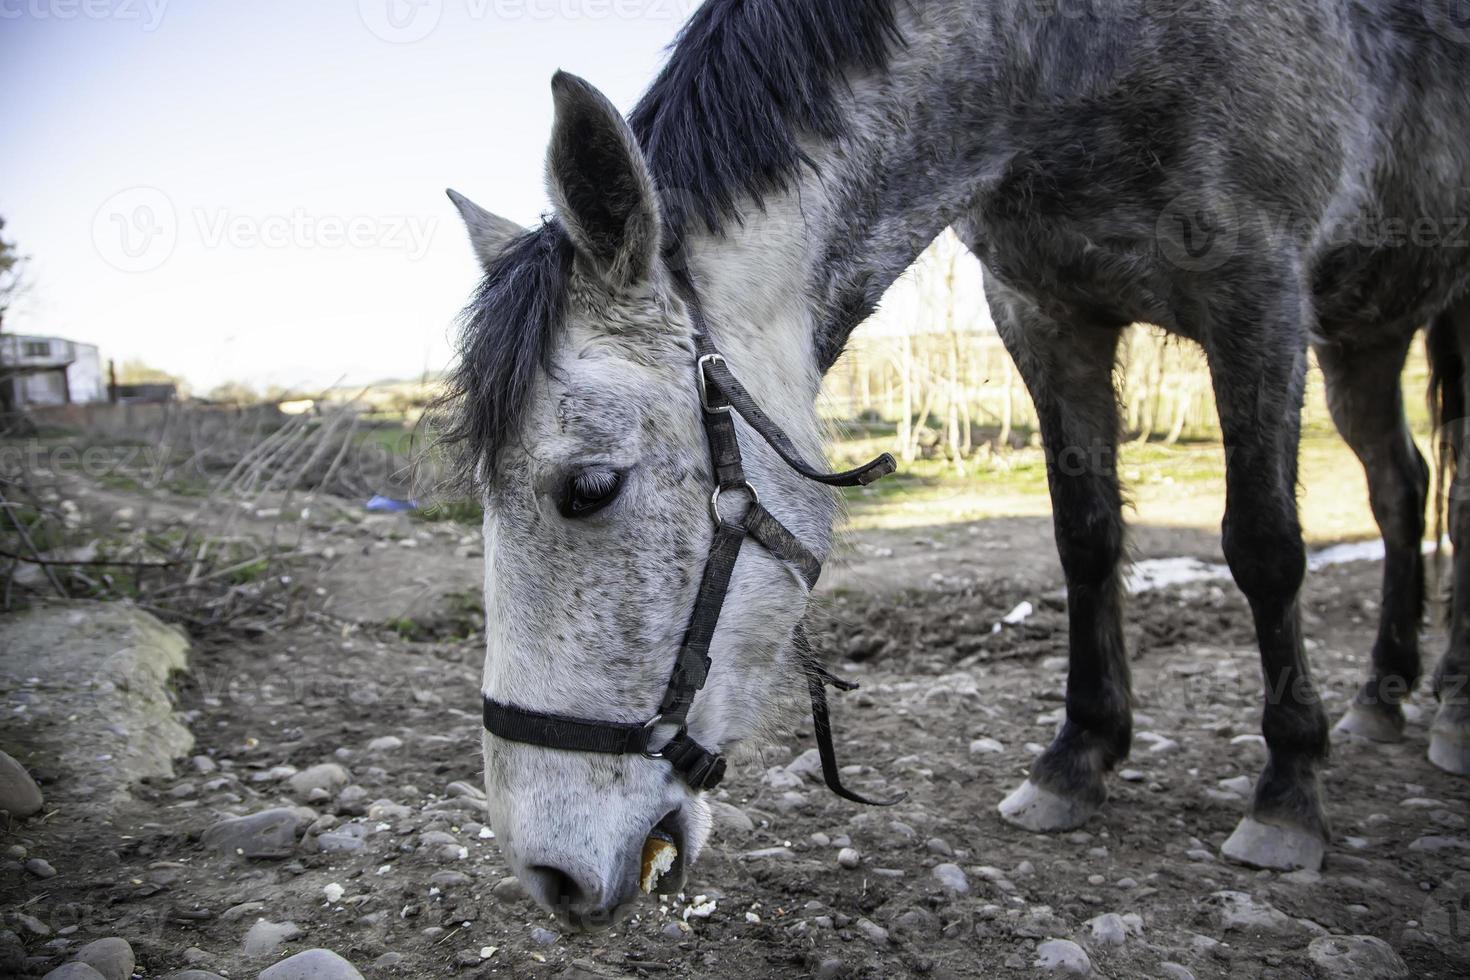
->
[{"left": 642, "top": 808, "right": 687, "bottom": 897}]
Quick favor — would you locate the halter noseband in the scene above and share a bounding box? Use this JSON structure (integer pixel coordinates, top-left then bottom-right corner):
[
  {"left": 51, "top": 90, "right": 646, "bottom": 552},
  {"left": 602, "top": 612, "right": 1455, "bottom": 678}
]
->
[{"left": 481, "top": 265, "right": 904, "bottom": 806}]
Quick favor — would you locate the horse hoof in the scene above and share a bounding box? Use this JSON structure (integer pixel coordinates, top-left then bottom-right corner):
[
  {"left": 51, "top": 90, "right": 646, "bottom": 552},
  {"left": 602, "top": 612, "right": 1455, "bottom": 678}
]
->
[
  {"left": 997, "top": 778, "right": 1097, "bottom": 832},
  {"left": 1220, "top": 816, "right": 1325, "bottom": 871},
  {"left": 1428, "top": 715, "right": 1470, "bottom": 776},
  {"left": 1332, "top": 704, "right": 1404, "bottom": 744}
]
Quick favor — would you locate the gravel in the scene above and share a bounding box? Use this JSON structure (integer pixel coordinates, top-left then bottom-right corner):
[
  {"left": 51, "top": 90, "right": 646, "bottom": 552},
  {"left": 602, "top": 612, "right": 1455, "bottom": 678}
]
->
[{"left": 8, "top": 544, "right": 1462, "bottom": 979}]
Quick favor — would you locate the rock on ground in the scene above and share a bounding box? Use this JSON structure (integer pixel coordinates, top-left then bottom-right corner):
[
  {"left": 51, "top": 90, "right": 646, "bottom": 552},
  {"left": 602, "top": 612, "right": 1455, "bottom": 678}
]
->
[
  {"left": 242, "top": 920, "right": 304, "bottom": 959},
  {"left": 203, "top": 808, "right": 312, "bottom": 860},
  {"left": 0, "top": 748, "right": 44, "bottom": 818},
  {"left": 1085, "top": 913, "right": 1127, "bottom": 946},
  {"left": 855, "top": 918, "right": 889, "bottom": 945},
  {"left": 1209, "top": 890, "right": 1297, "bottom": 934},
  {"left": 257, "top": 948, "right": 364, "bottom": 980},
  {"left": 285, "top": 764, "right": 349, "bottom": 799},
  {"left": 1307, "top": 935, "right": 1410, "bottom": 979},
  {"left": 931, "top": 862, "right": 970, "bottom": 895},
  {"left": 72, "top": 937, "right": 134, "bottom": 980},
  {"left": 491, "top": 876, "right": 527, "bottom": 902},
  {"left": 0, "top": 603, "right": 192, "bottom": 811},
  {"left": 1034, "top": 938, "right": 1092, "bottom": 975},
  {"left": 709, "top": 800, "right": 754, "bottom": 833},
  {"left": 42, "top": 965, "right": 106, "bottom": 980},
  {"left": 25, "top": 857, "right": 57, "bottom": 878}
]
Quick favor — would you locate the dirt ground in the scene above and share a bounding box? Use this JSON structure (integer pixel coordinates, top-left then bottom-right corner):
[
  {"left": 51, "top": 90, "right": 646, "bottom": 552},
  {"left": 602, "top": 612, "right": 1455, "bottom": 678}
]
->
[{"left": 4, "top": 478, "right": 1470, "bottom": 979}]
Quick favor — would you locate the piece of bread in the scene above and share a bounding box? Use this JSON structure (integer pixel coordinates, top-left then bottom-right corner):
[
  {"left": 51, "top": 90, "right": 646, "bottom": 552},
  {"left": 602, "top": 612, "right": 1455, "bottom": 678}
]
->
[{"left": 640, "top": 829, "right": 678, "bottom": 894}]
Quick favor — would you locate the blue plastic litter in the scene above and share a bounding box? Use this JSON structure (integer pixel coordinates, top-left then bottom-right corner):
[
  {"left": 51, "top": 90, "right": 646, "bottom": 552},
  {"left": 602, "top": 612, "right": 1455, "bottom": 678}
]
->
[{"left": 364, "top": 495, "right": 418, "bottom": 513}]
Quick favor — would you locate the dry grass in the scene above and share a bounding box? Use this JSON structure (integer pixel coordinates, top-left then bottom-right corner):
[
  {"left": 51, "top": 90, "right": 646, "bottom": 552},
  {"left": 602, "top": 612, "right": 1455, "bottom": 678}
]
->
[{"left": 0, "top": 402, "right": 435, "bottom": 636}]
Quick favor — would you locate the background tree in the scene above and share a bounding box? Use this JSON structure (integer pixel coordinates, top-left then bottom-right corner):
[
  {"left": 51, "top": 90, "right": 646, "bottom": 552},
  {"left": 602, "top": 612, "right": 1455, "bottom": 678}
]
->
[
  {"left": 207, "top": 381, "right": 259, "bottom": 405},
  {"left": 0, "top": 217, "right": 25, "bottom": 327},
  {"left": 117, "top": 359, "right": 184, "bottom": 386},
  {"left": 0, "top": 218, "right": 27, "bottom": 416},
  {"left": 117, "top": 359, "right": 189, "bottom": 399}
]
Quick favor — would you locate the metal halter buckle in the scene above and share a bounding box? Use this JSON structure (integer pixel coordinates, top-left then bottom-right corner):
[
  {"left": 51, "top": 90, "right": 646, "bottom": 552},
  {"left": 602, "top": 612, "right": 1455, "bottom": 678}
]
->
[
  {"left": 641, "top": 714, "right": 684, "bottom": 759},
  {"left": 697, "top": 354, "right": 730, "bottom": 414},
  {"left": 709, "top": 481, "right": 758, "bottom": 527}
]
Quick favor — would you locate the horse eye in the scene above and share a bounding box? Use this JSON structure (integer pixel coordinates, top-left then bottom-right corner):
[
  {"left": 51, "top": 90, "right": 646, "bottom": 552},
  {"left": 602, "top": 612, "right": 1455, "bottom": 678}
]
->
[{"left": 558, "top": 467, "right": 623, "bottom": 519}]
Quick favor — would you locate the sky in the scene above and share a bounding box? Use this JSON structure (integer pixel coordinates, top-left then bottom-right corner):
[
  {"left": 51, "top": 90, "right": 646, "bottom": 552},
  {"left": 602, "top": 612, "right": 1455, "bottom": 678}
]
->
[{"left": 1, "top": 0, "right": 702, "bottom": 392}]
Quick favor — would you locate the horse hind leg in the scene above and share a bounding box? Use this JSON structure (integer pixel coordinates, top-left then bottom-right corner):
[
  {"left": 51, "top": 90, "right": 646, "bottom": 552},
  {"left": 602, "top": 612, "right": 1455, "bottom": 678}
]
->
[
  {"left": 982, "top": 282, "right": 1131, "bottom": 832},
  {"left": 1316, "top": 333, "right": 1427, "bottom": 744},
  {"left": 1431, "top": 299, "right": 1470, "bottom": 776}
]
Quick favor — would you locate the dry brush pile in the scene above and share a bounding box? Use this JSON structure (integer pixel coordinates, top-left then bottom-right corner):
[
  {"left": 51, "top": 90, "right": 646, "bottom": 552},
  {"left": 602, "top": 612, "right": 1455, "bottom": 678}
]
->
[{"left": 0, "top": 402, "right": 448, "bottom": 638}]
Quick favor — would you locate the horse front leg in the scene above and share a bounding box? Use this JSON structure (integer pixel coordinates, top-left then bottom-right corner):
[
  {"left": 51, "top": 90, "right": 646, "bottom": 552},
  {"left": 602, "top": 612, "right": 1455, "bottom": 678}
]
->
[
  {"left": 985, "top": 282, "right": 1132, "bottom": 832},
  {"left": 1204, "top": 278, "right": 1330, "bottom": 871}
]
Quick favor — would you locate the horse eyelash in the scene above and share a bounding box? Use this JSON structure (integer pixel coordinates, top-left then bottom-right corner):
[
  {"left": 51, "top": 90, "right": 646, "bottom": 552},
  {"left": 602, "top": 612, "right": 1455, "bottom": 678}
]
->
[{"left": 575, "top": 467, "right": 620, "bottom": 497}]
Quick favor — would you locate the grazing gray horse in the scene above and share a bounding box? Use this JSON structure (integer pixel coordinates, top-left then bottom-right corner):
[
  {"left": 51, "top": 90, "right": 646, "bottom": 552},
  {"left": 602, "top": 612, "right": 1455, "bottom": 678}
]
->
[{"left": 442, "top": 0, "right": 1470, "bottom": 927}]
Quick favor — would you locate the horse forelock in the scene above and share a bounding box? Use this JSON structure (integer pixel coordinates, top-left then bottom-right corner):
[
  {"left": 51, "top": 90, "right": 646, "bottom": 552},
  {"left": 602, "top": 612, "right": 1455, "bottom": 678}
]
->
[{"left": 439, "top": 222, "right": 576, "bottom": 487}]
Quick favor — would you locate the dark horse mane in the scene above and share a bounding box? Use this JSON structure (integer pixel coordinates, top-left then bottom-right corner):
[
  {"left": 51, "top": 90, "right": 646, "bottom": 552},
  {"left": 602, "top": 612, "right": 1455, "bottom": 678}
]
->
[
  {"left": 439, "top": 0, "right": 901, "bottom": 483},
  {"left": 631, "top": 0, "right": 899, "bottom": 237}
]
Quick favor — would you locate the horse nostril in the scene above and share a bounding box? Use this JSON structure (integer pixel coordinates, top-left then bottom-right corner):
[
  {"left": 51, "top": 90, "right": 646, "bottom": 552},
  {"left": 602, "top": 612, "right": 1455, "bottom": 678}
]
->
[{"left": 524, "top": 863, "right": 603, "bottom": 919}]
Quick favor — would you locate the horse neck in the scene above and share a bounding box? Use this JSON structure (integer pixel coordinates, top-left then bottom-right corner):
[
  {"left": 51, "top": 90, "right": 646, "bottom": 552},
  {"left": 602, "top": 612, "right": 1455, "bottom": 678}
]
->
[
  {"left": 675, "top": 1, "right": 1006, "bottom": 396},
  {"left": 675, "top": 178, "right": 948, "bottom": 481}
]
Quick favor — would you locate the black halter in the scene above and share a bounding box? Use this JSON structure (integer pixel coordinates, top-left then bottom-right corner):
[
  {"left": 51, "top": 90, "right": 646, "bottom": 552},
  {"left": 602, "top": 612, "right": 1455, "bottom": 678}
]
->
[{"left": 481, "top": 267, "right": 904, "bottom": 806}]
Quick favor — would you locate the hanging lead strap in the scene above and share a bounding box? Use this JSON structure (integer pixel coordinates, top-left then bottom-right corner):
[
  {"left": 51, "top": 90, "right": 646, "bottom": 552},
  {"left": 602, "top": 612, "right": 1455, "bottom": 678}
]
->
[
  {"left": 677, "top": 262, "right": 905, "bottom": 807},
  {"left": 795, "top": 625, "right": 907, "bottom": 807}
]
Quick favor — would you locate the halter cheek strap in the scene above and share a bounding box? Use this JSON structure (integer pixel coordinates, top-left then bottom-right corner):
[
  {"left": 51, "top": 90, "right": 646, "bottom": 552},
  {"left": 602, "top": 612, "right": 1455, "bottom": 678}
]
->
[{"left": 481, "top": 265, "right": 904, "bottom": 806}]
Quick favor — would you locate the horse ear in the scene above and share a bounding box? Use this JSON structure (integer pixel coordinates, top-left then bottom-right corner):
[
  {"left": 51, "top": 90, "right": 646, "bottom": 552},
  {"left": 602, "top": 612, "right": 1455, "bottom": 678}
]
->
[
  {"left": 545, "top": 71, "right": 661, "bottom": 284},
  {"left": 446, "top": 189, "right": 525, "bottom": 271}
]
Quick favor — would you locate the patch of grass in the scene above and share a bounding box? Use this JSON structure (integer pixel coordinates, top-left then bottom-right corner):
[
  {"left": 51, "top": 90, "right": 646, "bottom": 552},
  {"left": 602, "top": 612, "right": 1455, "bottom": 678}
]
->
[
  {"left": 382, "top": 590, "right": 485, "bottom": 643},
  {"left": 226, "top": 558, "right": 270, "bottom": 585},
  {"left": 386, "top": 616, "right": 424, "bottom": 641},
  {"left": 834, "top": 431, "right": 1392, "bottom": 542},
  {"left": 413, "top": 499, "right": 484, "bottom": 525}
]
